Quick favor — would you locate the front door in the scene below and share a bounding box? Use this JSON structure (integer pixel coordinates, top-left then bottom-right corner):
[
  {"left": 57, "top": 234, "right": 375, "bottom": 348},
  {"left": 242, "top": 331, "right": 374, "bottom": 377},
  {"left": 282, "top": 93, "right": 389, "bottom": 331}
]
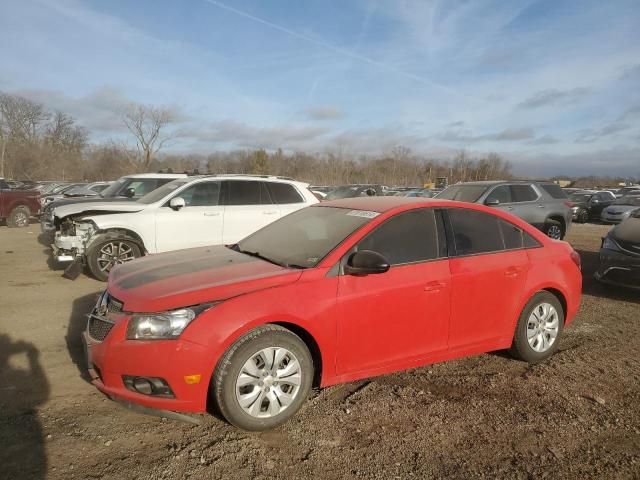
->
[
  {"left": 155, "top": 180, "right": 224, "bottom": 252},
  {"left": 336, "top": 209, "right": 450, "bottom": 374}
]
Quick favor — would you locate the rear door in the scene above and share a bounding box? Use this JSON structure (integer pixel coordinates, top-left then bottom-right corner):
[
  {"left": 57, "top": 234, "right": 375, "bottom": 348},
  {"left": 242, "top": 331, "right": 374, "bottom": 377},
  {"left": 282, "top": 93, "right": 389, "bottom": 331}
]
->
[
  {"left": 154, "top": 180, "right": 224, "bottom": 252},
  {"left": 445, "top": 208, "right": 529, "bottom": 349},
  {"left": 221, "top": 180, "right": 279, "bottom": 244}
]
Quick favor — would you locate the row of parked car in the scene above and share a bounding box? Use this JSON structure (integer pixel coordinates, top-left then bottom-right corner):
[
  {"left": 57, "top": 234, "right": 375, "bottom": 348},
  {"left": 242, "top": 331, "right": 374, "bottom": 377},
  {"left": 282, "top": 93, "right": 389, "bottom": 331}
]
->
[{"left": 4, "top": 172, "right": 638, "bottom": 430}]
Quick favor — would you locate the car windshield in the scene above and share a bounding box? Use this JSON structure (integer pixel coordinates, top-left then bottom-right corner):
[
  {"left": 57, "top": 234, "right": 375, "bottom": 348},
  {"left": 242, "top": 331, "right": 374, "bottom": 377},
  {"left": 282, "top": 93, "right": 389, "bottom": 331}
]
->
[
  {"left": 569, "top": 193, "right": 593, "bottom": 203},
  {"left": 99, "top": 178, "right": 127, "bottom": 197},
  {"left": 50, "top": 183, "right": 71, "bottom": 194},
  {"left": 613, "top": 196, "right": 640, "bottom": 206},
  {"left": 137, "top": 179, "right": 190, "bottom": 204},
  {"left": 235, "top": 206, "right": 375, "bottom": 268},
  {"left": 436, "top": 185, "right": 489, "bottom": 202}
]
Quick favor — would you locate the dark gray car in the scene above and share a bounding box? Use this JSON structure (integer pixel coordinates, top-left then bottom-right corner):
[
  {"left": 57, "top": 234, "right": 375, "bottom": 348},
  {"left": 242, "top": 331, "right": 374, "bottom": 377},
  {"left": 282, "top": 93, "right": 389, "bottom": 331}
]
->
[{"left": 436, "top": 180, "right": 572, "bottom": 240}]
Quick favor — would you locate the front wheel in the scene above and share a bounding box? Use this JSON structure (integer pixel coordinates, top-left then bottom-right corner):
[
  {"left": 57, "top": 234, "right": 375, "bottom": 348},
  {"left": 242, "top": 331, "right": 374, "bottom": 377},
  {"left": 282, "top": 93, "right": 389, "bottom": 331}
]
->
[
  {"left": 86, "top": 235, "right": 142, "bottom": 281},
  {"left": 212, "top": 325, "right": 313, "bottom": 431},
  {"left": 509, "top": 291, "right": 564, "bottom": 364},
  {"left": 576, "top": 209, "right": 589, "bottom": 223}
]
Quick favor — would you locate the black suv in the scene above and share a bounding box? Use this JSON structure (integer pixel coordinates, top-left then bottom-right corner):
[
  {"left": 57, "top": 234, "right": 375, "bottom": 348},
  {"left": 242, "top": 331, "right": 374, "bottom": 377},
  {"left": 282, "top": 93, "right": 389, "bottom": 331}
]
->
[
  {"left": 436, "top": 180, "right": 572, "bottom": 239},
  {"left": 569, "top": 190, "right": 616, "bottom": 223}
]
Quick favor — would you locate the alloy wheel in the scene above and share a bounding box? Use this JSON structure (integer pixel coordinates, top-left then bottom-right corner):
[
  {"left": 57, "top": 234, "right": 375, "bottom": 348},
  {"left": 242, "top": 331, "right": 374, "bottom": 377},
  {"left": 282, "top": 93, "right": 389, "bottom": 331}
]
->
[
  {"left": 526, "top": 302, "right": 559, "bottom": 353},
  {"left": 546, "top": 225, "right": 562, "bottom": 240},
  {"left": 15, "top": 212, "right": 29, "bottom": 227},
  {"left": 235, "top": 347, "right": 302, "bottom": 418},
  {"left": 96, "top": 241, "right": 136, "bottom": 272}
]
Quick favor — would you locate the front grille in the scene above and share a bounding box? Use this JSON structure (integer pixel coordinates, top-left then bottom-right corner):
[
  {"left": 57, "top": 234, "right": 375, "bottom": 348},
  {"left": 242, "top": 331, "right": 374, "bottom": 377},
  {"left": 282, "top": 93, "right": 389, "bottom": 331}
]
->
[
  {"left": 88, "top": 316, "right": 115, "bottom": 341},
  {"left": 107, "top": 296, "right": 124, "bottom": 313},
  {"left": 603, "top": 268, "right": 640, "bottom": 287},
  {"left": 615, "top": 238, "right": 640, "bottom": 256}
]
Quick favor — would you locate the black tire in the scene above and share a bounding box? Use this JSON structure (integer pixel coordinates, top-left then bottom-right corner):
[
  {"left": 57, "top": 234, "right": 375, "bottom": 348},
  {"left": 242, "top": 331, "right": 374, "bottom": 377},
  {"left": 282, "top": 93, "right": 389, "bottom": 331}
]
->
[
  {"left": 86, "top": 233, "right": 142, "bottom": 281},
  {"left": 7, "top": 205, "right": 31, "bottom": 228},
  {"left": 509, "top": 291, "right": 564, "bottom": 364},
  {"left": 543, "top": 219, "right": 564, "bottom": 240},
  {"left": 212, "top": 325, "right": 313, "bottom": 431},
  {"left": 576, "top": 209, "right": 589, "bottom": 224}
]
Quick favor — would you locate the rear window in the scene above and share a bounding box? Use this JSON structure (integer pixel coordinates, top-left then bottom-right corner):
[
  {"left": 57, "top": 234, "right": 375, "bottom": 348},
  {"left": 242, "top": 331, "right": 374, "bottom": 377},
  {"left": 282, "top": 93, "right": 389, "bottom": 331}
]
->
[
  {"left": 267, "top": 182, "right": 304, "bottom": 204},
  {"left": 540, "top": 183, "right": 568, "bottom": 199},
  {"left": 511, "top": 184, "right": 538, "bottom": 202},
  {"left": 436, "top": 185, "right": 489, "bottom": 203}
]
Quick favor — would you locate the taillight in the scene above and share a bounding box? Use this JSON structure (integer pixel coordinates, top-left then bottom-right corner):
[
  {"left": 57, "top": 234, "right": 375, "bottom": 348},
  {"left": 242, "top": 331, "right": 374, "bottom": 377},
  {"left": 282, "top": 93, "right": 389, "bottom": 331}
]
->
[{"left": 570, "top": 250, "right": 581, "bottom": 270}]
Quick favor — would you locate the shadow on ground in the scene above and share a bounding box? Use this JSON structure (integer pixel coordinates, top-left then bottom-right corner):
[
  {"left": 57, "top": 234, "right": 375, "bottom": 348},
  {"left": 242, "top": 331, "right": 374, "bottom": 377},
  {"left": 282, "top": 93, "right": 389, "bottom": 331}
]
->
[
  {"left": 0, "top": 334, "right": 50, "bottom": 480},
  {"left": 66, "top": 292, "right": 101, "bottom": 383}
]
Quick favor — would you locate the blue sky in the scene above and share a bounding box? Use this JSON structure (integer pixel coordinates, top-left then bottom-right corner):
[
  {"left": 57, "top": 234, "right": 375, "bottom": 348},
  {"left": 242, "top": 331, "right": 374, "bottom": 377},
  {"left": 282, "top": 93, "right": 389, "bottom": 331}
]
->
[{"left": 1, "top": 0, "right": 639, "bottom": 176}]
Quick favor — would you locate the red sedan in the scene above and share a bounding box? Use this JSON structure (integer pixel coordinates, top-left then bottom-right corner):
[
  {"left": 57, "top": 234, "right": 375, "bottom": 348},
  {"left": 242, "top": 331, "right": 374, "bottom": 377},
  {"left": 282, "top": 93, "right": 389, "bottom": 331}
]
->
[{"left": 83, "top": 197, "right": 582, "bottom": 430}]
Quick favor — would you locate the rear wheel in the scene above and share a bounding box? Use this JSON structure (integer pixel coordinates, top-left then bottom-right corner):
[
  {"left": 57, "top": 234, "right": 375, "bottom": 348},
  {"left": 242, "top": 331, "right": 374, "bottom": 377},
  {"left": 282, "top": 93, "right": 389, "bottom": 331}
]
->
[
  {"left": 509, "top": 291, "right": 564, "bottom": 364},
  {"left": 86, "top": 234, "right": 142, "bottom": 281},
  {"left": 7, "top": 205, "right": 30, "bottom": 228},
  {"left": 212, "top": 325, "right": 313, "bottom": 431},
  {"left": 543, "top": 220, "right": 564, "bottom": 240},
  {"left": 576, "top": 209, "right": 589, "bottom": 223}
]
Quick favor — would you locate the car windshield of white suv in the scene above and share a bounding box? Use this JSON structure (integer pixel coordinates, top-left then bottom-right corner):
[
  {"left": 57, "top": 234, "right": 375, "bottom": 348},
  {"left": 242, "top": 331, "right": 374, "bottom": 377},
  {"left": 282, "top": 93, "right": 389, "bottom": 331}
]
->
[
  {"left": 234, "top": 206, "right": 375, "bottom": 268},
  {"left": 436, "top": 185, "right": 489, "bottom": 202},
  {"left": 613, "top": 196, "right": 640, "bottom": 206},
  {"left": 98, "top": 178, "right": 127, "bottom": 197},
  {"left": 137, "top": 179, "right": 190, "bottom": 204}
]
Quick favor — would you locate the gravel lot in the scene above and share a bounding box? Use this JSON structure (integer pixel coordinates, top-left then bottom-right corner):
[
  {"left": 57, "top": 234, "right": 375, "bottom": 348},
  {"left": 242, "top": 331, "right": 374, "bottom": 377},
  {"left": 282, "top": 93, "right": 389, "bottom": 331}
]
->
[{"left": 1, "top": 222, "right": 639, "bottom": 480}]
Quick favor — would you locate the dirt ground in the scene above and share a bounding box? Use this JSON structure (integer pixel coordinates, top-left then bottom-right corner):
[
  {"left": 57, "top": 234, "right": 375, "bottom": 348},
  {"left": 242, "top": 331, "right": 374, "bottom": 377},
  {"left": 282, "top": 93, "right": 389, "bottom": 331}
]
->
[{"left": 1, "top": 222, "right": 639, "bottom": 480}]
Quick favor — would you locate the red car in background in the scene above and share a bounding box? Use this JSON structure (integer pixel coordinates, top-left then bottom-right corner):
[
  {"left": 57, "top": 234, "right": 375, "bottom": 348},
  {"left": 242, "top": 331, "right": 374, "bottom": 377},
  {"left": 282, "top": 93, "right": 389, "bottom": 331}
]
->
[
  {"left": 0, "top": 178, "right": 41, "bottom": 227},
  {"left": 83, "top": 197, "right": 582, "bottom": 430}
]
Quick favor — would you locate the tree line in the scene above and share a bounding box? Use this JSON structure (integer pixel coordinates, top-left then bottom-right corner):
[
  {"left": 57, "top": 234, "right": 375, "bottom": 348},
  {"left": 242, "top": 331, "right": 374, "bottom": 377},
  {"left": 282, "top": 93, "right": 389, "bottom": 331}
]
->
[{"left": 2, "top": 90, "right": 519, "bottom": 186}]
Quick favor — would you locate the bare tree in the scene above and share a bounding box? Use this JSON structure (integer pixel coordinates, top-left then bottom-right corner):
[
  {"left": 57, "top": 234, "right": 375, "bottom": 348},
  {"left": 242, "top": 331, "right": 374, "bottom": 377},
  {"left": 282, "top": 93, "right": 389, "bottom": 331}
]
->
[{"left": 122, "top": 103, "right": 176, "bottom": 171}]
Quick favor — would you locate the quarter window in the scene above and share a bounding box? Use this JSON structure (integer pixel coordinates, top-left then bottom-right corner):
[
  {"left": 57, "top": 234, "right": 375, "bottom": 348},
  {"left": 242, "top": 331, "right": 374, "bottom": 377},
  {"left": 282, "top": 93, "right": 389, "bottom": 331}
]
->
[
  {"left": 224, "top": 181, "right": 272, "bottom": 205},
  {"left": 448, "top": 209, "right": 503, "bottom": 255},
  {"left": 356, "top": 209, "right": 439, "bottom": 265},
  {"left": 499, "top": 220, "right": 524, "bottom": 249},
  {"left": 267, "top": 182, "right": 304, "bottom": 204}
]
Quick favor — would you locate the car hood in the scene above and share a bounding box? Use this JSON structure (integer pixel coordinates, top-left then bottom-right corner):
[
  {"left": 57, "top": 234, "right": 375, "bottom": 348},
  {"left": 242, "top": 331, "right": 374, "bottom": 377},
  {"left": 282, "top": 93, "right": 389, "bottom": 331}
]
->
[
  {"left": 54, "top": 200, "right": 144, "bottom": 220},
  {"left": 107, "top": 245, "right": 303, "bottom": 312},
  {"left": 611, "top": 216, "right": 640, "bottom": 244},
  {"left": 46, "top": 196, "right": 132, "bottom": 212}
]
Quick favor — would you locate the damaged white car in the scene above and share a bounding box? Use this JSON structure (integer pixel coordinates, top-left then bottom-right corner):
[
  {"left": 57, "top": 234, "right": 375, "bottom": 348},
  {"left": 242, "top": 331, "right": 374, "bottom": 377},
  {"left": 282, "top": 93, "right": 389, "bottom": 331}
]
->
[{"left": 52, "top": 175, "right": 318, "bottom": 281}]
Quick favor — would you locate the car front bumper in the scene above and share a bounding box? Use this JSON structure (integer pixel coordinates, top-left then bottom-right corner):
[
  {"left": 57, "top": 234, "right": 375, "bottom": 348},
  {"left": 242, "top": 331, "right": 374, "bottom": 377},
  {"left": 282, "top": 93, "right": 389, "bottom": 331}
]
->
[
  {"left": 595, "top": 248, "right": 640, "bottom": 289},
  {"left": 600, "top": 212, "right": 626, "bottom": 223},
  {"left": 83, "top": 315, "right": 212, "bottom": 414}
]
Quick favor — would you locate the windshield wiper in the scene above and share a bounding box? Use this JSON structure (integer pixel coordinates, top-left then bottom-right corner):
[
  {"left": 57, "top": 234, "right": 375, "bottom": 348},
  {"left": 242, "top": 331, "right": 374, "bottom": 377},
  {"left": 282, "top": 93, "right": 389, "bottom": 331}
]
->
[{"left": 236, "top": 248, "right": 283, "bottom": 267}]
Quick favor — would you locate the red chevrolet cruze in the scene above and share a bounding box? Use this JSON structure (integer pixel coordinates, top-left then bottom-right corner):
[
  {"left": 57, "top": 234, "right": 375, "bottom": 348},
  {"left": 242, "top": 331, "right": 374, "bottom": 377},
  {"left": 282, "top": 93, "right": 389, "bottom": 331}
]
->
[{"left": 83, "top": 197, "right": 581, "bottom": 430}]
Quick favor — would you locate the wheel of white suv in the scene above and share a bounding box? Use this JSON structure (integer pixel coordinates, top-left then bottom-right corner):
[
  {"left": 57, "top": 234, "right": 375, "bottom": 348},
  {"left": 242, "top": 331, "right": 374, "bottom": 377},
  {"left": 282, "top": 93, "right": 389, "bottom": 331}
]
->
[
  {"left": 86, "top": 234, "right": 142, "bottom": 281},
  {"left": 509, "top": 291, "right": 564, "bottom": 364},
  {"left": 212, "top": 325, "right": 313, "bottom": 431}
]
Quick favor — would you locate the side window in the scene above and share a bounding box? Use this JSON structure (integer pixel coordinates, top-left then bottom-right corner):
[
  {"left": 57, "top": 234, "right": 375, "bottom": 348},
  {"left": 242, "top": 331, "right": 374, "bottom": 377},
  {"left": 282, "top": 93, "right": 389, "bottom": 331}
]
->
[
  {"left": 356, "top": 209, "right": 439, "bottom": 265},
  {"left": 267, "top": 182, "right": 304, "bottom": 204},
  {"left": 178, "top": 182, "right": 220, "bottom": 206},
  {"left": 499, "top": 220, "right": 524, "bottom": 249},
  {"left": 125, "top": 180, "right": 157, "bottom": 197},
  {"left": 510, "top": 184, "right": 538, "bottom": 202},
  {"left": 448, "top": 209, "right": 503, "bottom": 256},
  {"left": 486, "top": 185, "right": 512, "bottom": 203},
  {"left": 224, "top": 181, "right": 272, "bottom": 205}
]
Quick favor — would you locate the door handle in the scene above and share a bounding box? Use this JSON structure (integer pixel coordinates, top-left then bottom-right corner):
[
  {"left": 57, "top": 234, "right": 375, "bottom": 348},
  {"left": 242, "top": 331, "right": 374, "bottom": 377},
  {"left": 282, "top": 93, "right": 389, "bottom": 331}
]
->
[
  {"left": 424, "top": 281, "right": 446, "bottom": 292},
  {"left": 505, "top": 267, "right": 521, "bottom": 277},
  {"left": 262, "top": 211, "right": 279, "bottom": 215},
  {"left": 203, "top": 212, "right": 220, "bottom": 216}
]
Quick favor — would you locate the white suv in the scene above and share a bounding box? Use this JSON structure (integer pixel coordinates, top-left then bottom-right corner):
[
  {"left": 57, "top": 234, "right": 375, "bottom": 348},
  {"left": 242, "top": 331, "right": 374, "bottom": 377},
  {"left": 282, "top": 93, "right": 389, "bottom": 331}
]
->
[{"left": 52, "top": 175, "right": 318, "bottom": 280}]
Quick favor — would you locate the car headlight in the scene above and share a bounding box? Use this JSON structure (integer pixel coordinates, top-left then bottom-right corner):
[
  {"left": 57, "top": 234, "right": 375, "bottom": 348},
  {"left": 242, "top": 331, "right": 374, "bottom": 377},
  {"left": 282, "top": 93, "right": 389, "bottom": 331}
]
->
[
  {"left": 602, "top": 236, "right": 620, "bottom": 252},
  {"left": 126, "top": 303, "right": 217, "bottom": 340}
]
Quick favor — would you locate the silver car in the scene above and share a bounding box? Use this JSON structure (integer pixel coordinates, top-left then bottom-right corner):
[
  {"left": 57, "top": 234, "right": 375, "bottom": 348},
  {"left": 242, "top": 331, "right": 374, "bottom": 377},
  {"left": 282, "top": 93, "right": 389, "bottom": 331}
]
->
[
  {"left": 601, "top": 195, "right": 640, "bottom": 223},
  {"left": 436, "top": 180, "right": 572, "bottom": 239}
]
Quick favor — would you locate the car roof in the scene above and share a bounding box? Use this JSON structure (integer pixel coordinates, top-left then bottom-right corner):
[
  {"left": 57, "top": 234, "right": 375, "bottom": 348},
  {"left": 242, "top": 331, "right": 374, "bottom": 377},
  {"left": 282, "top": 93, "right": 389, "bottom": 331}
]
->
[
  {"left": 445, "top": 180, "right": 554, "bottom": 187},
  {"left": 124, "top": 173, "right": 187, "bottom": 179},
  {"left": 318, "top": 196, "right": 453, "bottom": 212}
]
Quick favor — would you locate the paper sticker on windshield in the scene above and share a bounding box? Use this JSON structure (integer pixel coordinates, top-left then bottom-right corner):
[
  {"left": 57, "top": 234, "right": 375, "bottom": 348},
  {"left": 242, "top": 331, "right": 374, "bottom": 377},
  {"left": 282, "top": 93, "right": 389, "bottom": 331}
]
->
[{"left": 346, "top": 210, "right": 379, "bottom": 218}]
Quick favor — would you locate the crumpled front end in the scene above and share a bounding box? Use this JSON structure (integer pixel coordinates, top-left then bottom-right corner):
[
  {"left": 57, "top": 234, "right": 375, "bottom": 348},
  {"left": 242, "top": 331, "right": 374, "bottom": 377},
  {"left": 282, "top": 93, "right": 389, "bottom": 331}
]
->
[{"left": 52, "top": 218, "right": 96, "bottom": 263}]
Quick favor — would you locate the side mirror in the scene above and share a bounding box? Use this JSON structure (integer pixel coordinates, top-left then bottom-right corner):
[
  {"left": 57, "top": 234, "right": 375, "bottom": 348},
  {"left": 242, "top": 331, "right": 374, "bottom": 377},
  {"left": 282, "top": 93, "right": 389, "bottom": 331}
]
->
[
  {"left": 485, "top": 198, "right": 500, "bottom": 206},
  {"left": 344, "top": 250, "right": 390, "bottom": 276},
  {"left": 169, "top": 197, "right": 186, "bottom": 211},
  {"left": 124, "top": 187, "right": 136, "bottom": 198}
]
